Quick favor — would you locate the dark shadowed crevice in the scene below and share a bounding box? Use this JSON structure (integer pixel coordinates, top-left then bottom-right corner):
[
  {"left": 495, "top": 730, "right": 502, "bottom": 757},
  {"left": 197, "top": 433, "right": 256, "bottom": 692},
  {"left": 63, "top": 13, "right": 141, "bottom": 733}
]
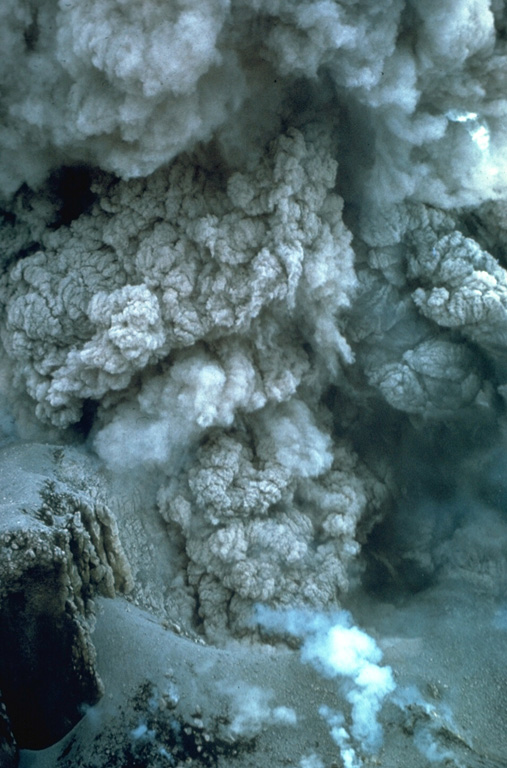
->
[
  {"left": 72, "top": 399, "right": 100, "bottom": 440},
  {"left": 0, "top": 566, "right": 101, "bottom": 750},
  {"left": 48, "top": 166, "right": 97, "bottom": 228},
  {"left": 23, "top": 8, "right": 39, "bottom": 52}
]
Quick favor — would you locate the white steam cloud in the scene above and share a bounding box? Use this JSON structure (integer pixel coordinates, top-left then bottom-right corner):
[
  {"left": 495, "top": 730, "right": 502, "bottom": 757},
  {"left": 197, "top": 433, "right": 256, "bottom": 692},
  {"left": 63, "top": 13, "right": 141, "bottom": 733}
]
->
[
  {"left": 255, "top": 607, "right": 395, "bottom": 764},
  {"left": 222, "top": 684, "right": 297, "bottom": 741}
]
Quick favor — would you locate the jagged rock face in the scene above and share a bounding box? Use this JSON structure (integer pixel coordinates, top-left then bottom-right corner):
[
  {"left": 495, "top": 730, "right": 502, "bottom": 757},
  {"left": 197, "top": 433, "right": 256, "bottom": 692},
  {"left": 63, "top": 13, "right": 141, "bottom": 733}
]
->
[{"left": 0, "top": 443, "right": 131, "bottom": 749}]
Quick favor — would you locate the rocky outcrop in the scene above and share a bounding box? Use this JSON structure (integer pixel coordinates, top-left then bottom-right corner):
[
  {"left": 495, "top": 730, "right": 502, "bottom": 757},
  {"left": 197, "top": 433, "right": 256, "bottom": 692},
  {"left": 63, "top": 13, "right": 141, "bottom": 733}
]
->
[{"left": 0, "top": 443, "right": 131, "bottom": 750}]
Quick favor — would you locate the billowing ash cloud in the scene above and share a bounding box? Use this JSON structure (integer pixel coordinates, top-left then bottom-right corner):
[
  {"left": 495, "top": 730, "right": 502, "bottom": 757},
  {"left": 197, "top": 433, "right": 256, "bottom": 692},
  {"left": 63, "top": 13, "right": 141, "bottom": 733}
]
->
[
  {"left": 2, "top": 0, "right": 506, "bottom": 207},
  {"left": 1, "top": 0, "right": 507, "bottom": 696}
]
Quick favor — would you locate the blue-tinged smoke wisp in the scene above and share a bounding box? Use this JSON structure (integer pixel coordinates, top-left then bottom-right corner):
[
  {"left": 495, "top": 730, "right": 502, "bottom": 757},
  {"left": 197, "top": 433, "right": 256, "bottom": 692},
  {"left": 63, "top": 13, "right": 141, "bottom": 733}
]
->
[{"left": 255, "top": 607, "right": 395, "bottom": 765}]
